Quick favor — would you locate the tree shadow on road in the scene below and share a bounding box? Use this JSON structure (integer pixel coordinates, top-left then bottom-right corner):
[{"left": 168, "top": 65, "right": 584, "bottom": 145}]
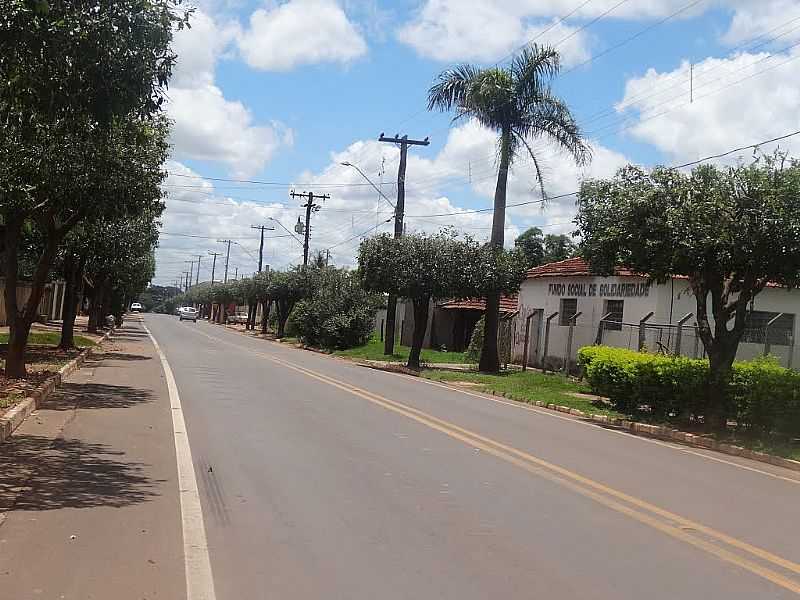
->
[
  {"left": 0, "top": 435, "right": 161, "bottom": 511},
  {"left": 43, "top": 382, "right": 153, "bottom": 411}
]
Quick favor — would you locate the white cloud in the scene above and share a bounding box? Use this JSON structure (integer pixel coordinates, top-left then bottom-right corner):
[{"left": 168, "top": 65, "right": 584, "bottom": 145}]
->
[
  {"left": 397, "top": 0, "right": 591, "bottom": 65},
  {"left": 167, "top": 10, "right": 290, "bottom": 177},
  {"left": 154, "top": 123, "right": 631, "bottom": 283},
  {"left": 722, "top": 0, "right": 800, "bottom": 45},
  {"left": 617, "top": 45, "right": 800, "bottom": 164},
  {"left": 238, "top": 0, "right": 367, "bottom": 71}
]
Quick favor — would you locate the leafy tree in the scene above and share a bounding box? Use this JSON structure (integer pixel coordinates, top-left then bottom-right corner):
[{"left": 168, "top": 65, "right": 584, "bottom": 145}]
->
[
  {"left": 292, "top": 269, "right": 379, "bottom": 349},
  {"left": 268, "top": 269, "right": 313, "bottom": 338},
  {"left": 359, "top": 232, "right": 526, "bottom": 369},
  {"left": 576, "top": 155, "right": 800, "bottom": 429},
  {"left": 515, "top": 227, "right": 544, "bottom": 268},
  {"left": 543, "top": 233, "right": 578, "bottom": 263},
  {"left": 252, "top": 271, "right": 273, "bottom": 334},
  {"left": 428, "top": 45, "right": 590, "bottom": 373},
  {"left": 0, "top": 1, "right": 185, "bottom": 376}
]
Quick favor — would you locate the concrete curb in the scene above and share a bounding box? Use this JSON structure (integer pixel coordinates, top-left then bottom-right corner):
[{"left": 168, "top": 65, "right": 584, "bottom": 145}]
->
[
  {"left": 0, "top": 328, "right": 114, "bottom": 444},
  {"left": 485, "top": 391, "right": 800, "bottom": 473}
]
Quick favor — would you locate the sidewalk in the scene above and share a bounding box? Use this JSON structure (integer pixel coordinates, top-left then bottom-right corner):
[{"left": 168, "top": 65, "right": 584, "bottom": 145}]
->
[{"left": 0, "top": 319, "right": 184, "bottom": 599}]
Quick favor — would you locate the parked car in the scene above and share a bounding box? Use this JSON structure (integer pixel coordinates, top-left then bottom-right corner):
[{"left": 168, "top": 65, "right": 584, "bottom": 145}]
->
[
  {"left": 130, "top": 302, "right": 143, "bottom": 312},
  {"left": 179, "top": 307, "right": 198, "bottom": 322}
]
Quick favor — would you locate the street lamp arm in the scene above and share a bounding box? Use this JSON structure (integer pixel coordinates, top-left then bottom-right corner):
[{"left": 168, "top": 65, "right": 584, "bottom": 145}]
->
[{"left": 340, "top": 162, "right": 396, "bottom": 210}]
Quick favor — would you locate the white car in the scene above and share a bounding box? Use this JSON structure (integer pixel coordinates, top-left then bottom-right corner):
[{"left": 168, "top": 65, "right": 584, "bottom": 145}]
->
[
  {"left": 179, "top": 307, "right": 198, "bottom": 322},
  {"left": 130, "top": 302, "right": 143, "bottom": 312}
]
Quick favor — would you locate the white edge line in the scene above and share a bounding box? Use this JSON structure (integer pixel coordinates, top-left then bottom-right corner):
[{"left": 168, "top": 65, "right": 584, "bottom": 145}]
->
[{"left": 143, "top": 320, "right": 217, "bottom": 600}]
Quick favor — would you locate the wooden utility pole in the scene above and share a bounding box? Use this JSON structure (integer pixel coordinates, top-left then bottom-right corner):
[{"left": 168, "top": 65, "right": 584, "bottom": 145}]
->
[
  {"left": 195, "top": 255, "right": 202, "bottom": 286},
  {"left": 208, "top": 251, "right": 221, "bottom": 285},
  {"left": 290, "top": 191, "right": 330, "bottom": 267},
  {"left": 218, "top": 239, "right": 232, "bottom": 282},
  {"left": 251, "top": 224, "right": 275, "bottom": 272},
  {"left": 378, "top": 133, "right": 430, "bottom": 355},
  {"left": 184, "top": 260, "right": 194, "bottom": 291}
]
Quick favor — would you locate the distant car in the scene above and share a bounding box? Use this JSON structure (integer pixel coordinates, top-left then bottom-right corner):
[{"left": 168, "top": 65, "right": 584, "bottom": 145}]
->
[
  {"left": 130, "top": 302, "right": 143, "bottom": 312},
  {"left": 179, "top": 307, "right": 198, "bottom": 322}
]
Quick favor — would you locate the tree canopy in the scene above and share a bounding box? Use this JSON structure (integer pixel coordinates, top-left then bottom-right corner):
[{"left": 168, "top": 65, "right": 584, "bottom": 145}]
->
[{"left": 576, "top": 154, "right": 800, "bottom": 427}]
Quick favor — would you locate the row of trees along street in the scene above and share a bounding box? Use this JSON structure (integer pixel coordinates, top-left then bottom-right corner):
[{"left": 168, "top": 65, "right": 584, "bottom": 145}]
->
[{"left": 1, "top": 1, "right": 188, "bottom": 377}]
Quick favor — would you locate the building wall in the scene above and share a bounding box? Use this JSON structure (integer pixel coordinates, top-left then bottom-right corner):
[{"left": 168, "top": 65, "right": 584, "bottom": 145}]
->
[{"left": 516, "top": 274, "right": 800, "bottom": 368}]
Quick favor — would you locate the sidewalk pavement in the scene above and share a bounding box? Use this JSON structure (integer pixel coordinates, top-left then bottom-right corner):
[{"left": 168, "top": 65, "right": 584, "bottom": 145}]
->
[{"left": 0, "top": 318, "right": 184, "bottom": 600}]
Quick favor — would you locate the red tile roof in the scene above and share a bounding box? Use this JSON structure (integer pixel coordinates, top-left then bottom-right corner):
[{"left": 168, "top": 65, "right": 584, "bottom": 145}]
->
[
  {"left": 439, "top": 295, "right": 519, "bottom": 314},
  {"left": 526, "top": 257, "right": 642, "bottom": 279}
]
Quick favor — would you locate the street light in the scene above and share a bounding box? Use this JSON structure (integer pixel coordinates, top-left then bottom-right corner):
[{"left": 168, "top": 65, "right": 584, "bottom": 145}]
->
[
  {"left": 267, "top": 216, "right": 304, "bottom": 247},
  {"left": 340, "top": 161, "right": 395, "bottom": 209}
]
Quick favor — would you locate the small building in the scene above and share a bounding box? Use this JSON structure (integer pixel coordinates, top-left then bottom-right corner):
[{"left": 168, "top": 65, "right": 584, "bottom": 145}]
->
[{"left": 514, "top": 257, "right": 799, "bottom": 370}]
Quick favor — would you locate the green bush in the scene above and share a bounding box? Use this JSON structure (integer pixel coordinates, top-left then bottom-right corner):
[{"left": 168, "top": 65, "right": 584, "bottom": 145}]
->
[
  {"left": 291, "top": 269, "right": 379, "bottom": 350},
  {"left": 578, "top": 346, "right": 800, "bottom": 436},
  {"left": 464, "top": 315, "right": 484, "bottom": 363}
]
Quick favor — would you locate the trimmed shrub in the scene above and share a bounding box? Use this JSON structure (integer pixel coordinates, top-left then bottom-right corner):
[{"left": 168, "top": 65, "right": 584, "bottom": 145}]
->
[
  {"left": 578, "top": 346, "right": 800, "bottom": 436},
  {"left": 464, "top": 315, "right": 484, "bottom": 364},
  {"left": 291, "top": 269, "right": 379, "bottom": 350}
]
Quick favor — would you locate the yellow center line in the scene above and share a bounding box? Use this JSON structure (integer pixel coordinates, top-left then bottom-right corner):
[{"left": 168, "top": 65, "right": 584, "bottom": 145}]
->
[{"left": 186, "top": 321, "right": 800, "bottom": 594}]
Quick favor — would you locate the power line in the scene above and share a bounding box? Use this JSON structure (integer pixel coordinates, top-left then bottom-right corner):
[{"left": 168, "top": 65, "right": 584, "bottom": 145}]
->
[{"left": 403, "top": 128, "right": 800, "bottom": 219}]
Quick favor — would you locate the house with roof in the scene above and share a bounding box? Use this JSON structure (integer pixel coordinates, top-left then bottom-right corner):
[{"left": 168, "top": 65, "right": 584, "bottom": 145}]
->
[{"left": 513, "top": 257, "right": 799, "bottom": 370}]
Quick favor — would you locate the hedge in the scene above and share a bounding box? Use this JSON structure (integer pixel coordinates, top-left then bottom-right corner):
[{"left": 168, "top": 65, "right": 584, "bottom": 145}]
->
[{"left": 577, "top": 346, "right": 800, "bottom": 436}]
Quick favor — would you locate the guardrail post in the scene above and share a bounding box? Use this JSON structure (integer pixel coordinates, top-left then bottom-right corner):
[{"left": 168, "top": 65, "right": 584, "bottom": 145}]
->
[
  {"left": 674, "top": 313, "right": 693, "bottom": 356},
  {"left": 563, "top": 311, "right": 582, "bottom": 375},
  {"left": 542, "top": 311, "right": 559, "bottom": 373},
  {"left": 521, "top": 310, "right": 541, "bottom": 372},
  {"left": 638, "top": 311, "right": 655, "bottom": 351},
  {"left": 764, "top": 312, "right": 784, "bottom": 357},
  {"left": 595, "top": 312, "right": 613, "bottom": 346}
]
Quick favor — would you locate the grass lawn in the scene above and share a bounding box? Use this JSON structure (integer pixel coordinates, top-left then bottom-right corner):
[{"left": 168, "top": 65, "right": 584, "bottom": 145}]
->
[
  {"left": 334, "top": 337, "right": 470, "bottom": 364},
  {"left": 422, "top": 370, "right": 800, "bottom": 461},
  {"left": 0, "top": 331, "right": 97, "bottom": 347},
  {"left": 421, "top": 369, "right": 628, "bottom": 418}
]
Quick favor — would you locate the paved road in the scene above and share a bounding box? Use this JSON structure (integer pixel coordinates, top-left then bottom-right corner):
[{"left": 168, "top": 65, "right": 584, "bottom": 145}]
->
[{"left": 144, "top": 314, "right": 800, "bottom": 600}]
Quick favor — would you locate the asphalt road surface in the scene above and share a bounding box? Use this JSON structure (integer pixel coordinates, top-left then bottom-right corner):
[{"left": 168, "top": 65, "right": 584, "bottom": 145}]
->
[{"left": 134, "top": 313, "right": 800, "bottom": 600}]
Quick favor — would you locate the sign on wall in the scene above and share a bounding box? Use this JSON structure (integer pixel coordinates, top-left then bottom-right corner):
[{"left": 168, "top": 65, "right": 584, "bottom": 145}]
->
[{"left": 548, "top": 281, "right": 650, "bottom": 298}]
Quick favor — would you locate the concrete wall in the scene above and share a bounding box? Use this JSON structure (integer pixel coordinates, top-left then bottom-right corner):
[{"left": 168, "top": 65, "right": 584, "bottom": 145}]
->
[{"left": 515, "top": 275, "right": 800, "bottom": 368}]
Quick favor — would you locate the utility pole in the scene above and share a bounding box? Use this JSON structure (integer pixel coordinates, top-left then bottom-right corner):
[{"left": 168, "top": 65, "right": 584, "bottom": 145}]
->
[
  {"left": 378, "top": 132, "right": 430, "bottom": 355},
  {"left": 218, "top": 239, "right": 232, "bottom": 282},
  {"left": 195, "top": 255, "right": 202, "bottom": 286},
  {"left": 208, "top": 251, "right": 221, "bottom": 286},
  {"left": 251, "top": 224, "right": 275, "bottom": 272},
  {"left": 290, "top": 190, "right": 330, "bottom": 267},
  {"left": 182, "top": 271, "right": 190, "bottom": 293},
  {"left": 234, "top": 266, "right": 238, "bottom": 279},
  {"left": 185, "top": 260, "right": 194, "bottom": 291}
]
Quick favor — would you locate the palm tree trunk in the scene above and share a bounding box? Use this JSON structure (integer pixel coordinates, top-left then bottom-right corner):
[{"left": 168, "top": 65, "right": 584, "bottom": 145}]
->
[{"left": 479, "top": 127, "right": 511, "bottom": 373}]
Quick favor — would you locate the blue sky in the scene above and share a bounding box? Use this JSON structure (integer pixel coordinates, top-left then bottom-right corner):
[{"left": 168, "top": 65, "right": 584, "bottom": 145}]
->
[{"left": 154, "top": 0, "right": 800, "bottom": 286}]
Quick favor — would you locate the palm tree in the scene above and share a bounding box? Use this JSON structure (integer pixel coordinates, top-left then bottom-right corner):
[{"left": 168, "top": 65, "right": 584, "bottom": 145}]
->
[{"left": 428, "top": 44, "right": 591, "bottom": 372}]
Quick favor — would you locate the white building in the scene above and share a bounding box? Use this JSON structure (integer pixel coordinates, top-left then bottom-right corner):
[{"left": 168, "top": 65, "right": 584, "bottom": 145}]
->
[{"left": 512, "top": 258, "right": 798, "bottom": 370}]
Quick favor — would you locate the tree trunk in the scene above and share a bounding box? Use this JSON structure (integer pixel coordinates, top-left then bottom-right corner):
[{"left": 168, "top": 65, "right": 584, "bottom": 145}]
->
[
  {"left": 59, "top": 255, "right": 82, "bottom": 350},
  {"left": 407, "top": 295, "right": 430, "bottom": 370},
  {"left": 479, "top": 128, "right": 511, "bottom": 374},
  {"left": 276, "top": 300, "right": 288, "bottom": 338},
  {"left": 3, "top": 215, "right": 61, "bottom": 377},
  {"left": 261, "top": 299, "right": 271, "bottom": 334},
  {"left": 247, "top": 302, "right": 256, "bottom": 330},
  {"left": 704, "top": 337, "right": 738, "bottom": 431},
  {"left": 384, "top": 294, "right": 398, "bottom": 355}
]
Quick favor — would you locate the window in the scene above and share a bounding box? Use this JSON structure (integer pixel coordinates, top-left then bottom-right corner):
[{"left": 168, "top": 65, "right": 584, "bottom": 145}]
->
[
  {"left": 559, "top": 298, "right": 578, "bottom": 326},
  {"left": 603, "top": 299, "right": 624, "bottom": 331},
  {"left": 741, "top": 311, "right": 795, "bottom": 346}
]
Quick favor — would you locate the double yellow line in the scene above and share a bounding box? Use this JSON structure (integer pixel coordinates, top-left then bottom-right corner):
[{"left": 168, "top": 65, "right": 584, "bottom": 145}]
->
[{"left": 188, "top": 323, "right": 800, "bottom": 594}]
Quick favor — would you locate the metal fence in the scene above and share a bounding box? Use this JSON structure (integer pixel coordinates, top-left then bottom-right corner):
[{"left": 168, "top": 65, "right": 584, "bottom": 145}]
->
[{"left": 506, "top": 309, "right": 797, "bottom": 373}]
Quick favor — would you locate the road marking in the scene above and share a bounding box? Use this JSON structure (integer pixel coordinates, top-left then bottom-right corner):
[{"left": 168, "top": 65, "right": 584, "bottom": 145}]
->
[
  {"left": 183, "top": 323, "right": 800, "bottom": 594},
  {"left": 407, "top": 375, "right": 800, "bottom": 485},
  {"left": 143, "top": 321, "right": 217, "bottom": 600}
]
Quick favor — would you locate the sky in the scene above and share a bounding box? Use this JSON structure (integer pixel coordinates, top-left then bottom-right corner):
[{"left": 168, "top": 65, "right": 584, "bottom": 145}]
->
[{"left": 153, "top": 0, "right": 800, "bottom": 287}]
